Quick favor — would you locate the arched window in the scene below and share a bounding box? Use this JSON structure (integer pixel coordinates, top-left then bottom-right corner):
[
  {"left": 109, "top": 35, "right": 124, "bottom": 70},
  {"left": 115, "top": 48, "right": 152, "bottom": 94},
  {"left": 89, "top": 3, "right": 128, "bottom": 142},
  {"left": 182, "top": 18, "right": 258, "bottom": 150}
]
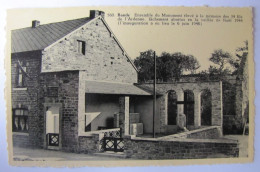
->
[
  {"left": 201, "top": 89, "right": 212, "bottom": 126},
  {"left": 167, "top": 90, "right": 177, "bottom": 125},
  {"left": 183, "top": 90, "right": 194, "bottom": 125}
]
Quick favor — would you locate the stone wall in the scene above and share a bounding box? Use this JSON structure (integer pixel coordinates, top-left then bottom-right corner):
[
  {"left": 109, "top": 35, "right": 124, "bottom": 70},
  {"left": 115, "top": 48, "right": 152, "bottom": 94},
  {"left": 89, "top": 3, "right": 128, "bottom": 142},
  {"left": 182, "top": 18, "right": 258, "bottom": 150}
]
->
[
  {"left": 124, "top": 136, "right": 239, "bottom": 159},
  {"left": 42, "top": 18, "right": 137, "bottom": 84},
  {"left": 145, "top": 74, "right": 243, "bottom": 135},
  {"left": 78, "top": 134, "right": 99, "bottom": 154},
  {"left": 134, "top": 96, "right": 161, "bottom": 134},
  {"left": 187, "top": 126, "right": 222, "bottom": 139},
  {"left": 11, "top": 52, "right": 82, "bottom": 150},
  {"left": 139, "top": 81, "right": 222, "bottom": 134},
  {"left": 11, "top": 51, "right": 42, "bottom": 147},
  {"left": 159, "top": 126, "right": 222, "bottom": 140},
  {"left": 39, "top": 71, "right": 79, "bottom": 152}
]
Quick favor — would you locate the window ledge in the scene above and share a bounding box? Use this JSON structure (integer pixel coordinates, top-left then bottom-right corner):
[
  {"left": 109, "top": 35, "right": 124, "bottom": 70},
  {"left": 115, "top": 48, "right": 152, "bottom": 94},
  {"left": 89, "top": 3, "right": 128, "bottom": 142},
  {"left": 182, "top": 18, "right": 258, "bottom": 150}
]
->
[
  {"left": 12, "top": 132, "right": 29, "bottom": 136},
  {"left": 13, "top": 87, "right": 27, "bottom": 91}
]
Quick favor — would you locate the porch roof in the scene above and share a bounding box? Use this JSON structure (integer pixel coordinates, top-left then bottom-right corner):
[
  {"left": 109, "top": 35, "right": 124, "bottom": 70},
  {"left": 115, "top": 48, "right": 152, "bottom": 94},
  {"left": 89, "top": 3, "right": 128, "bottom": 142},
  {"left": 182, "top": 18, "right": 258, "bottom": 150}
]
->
[{"left": 85, "top": 81, "right": 154, "bottom": 96}]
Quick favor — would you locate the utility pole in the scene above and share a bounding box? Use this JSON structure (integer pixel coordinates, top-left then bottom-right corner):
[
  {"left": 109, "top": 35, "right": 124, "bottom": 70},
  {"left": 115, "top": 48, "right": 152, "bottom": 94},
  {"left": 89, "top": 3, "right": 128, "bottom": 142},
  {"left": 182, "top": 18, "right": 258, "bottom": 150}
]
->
[{"left": 153, "top": 51, "right": 156, "bottom": 138}]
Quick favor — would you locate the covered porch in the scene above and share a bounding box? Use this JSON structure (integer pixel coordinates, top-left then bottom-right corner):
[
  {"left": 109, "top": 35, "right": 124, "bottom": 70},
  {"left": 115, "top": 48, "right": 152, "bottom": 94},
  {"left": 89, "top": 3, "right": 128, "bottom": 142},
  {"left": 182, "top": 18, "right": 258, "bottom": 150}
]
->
[{"left": 78, "top": 80, "right": 160, "bottom": 137}]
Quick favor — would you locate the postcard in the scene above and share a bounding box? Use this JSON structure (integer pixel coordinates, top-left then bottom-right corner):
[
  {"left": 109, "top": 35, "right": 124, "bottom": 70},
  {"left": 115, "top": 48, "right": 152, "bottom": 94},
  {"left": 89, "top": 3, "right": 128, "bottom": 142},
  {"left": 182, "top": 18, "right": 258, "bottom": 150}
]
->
[{"left": 5, "top": 6, "right": 254, "bottom": 167}]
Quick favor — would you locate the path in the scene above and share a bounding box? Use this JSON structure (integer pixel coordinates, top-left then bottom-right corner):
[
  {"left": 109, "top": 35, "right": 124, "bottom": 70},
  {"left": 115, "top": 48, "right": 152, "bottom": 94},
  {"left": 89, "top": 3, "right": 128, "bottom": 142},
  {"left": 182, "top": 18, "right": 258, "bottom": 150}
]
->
[{"left": 13, "top": 147, "right": 126, "bottom": 161}]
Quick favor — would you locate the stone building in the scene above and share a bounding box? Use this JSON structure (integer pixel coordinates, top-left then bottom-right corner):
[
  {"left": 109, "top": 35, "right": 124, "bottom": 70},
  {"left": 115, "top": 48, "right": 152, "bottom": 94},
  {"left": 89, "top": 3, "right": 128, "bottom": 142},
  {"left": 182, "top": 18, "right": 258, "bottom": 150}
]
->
[
  {"left": 11, "top": 10, "right": 233, "bottom": 157},
  {"left": 11, "top": 10, "right": 154, "bottom": 151}
]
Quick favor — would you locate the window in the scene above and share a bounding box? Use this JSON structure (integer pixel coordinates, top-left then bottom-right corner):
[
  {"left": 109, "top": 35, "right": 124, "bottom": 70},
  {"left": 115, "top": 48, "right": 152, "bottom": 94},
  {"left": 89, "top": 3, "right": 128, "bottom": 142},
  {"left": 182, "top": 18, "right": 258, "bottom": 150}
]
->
[
  {"left": 12, "top": 108, "right": 29, "bottom": 132},
  {"left": 77, "top": 40, "right": 86, "bottom": 55},
  {"left": 16, "top": 64, "right": 26, "bottom": 87}
]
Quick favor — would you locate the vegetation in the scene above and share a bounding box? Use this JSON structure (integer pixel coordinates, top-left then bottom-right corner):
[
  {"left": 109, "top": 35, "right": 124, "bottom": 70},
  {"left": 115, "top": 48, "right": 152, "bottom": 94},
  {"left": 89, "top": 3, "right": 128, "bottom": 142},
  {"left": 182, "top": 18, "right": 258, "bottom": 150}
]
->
[
  {"left": 134, "top": 50, "right": 200, "bottom": 82},
  {"left": 134, "top": 41, "right": 248, "bottom": 119}
]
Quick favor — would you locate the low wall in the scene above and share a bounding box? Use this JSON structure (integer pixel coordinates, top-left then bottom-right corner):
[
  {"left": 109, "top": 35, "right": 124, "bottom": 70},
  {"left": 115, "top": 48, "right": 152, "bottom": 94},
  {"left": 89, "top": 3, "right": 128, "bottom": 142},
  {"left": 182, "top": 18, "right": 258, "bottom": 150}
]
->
[
  {"left": 159, "top": 126, "right": 222, "bottom": 140},
  {"left": 78, "top": 134, "right": 99, "bottom": 154},
  {"left": 13, "top": 133, "right": 30, "bottom": 147},
  {"left": 78, "top": 128, "right": 121, "bottom": 153},
  {"left": 124, "top": 136, "right": 239, "bottom": 159},
  {"left": 187, "top": 127, "right": 222, "bottom": 139}
]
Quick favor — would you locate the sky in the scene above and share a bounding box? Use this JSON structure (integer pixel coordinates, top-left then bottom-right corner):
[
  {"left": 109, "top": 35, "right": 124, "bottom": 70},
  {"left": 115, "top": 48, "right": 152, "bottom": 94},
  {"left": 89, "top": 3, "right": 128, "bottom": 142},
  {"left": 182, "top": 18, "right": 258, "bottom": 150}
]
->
[{"left": 6, "top": 6, "right": 252, "bottom": 72}]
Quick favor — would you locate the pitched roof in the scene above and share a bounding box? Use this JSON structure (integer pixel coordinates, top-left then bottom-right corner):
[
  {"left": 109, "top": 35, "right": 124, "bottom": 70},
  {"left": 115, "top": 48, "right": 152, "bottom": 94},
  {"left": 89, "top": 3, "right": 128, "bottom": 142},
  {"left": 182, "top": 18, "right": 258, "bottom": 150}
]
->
[
  {"left": 11, "top": 17, "right": 91, "bottom": 53},
  {"left": 85, "top": 80, "right": 153, "bottom": 96}
]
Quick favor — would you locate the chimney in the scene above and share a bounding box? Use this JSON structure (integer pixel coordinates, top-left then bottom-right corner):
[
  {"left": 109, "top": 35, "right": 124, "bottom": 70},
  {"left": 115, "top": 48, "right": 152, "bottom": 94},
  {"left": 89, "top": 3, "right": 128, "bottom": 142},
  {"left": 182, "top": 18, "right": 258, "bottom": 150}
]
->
[
  {"left": 90, "top": 10, "right": 105, "bottom": 19},
  {"left": 32, "top": 20, "right": 40, "bottom": 28},
  {"left": 99, "top": 11, "right": 105, "bottom": 19}
]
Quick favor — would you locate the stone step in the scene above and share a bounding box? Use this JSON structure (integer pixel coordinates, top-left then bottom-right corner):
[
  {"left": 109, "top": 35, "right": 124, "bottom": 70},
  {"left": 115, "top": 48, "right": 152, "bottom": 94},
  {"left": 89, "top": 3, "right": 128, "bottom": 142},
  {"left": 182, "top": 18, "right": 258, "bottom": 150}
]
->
[{"left": 93, "top": 151, "right": 127, "bottom": 159}]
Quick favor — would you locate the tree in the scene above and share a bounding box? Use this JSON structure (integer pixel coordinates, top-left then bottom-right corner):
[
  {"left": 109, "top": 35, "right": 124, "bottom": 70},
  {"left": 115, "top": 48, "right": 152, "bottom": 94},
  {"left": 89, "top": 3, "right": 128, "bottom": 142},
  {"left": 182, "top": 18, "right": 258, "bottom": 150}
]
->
[
  {"left": 209, "top": 49, "right": 232, "bottom": 75},
  {"left": 134, "top": 50, "right": 200, "bottom": 82},
  {"left": 159, "top": 52, "right": 200, "bottom": 81},
  {"left": 134, "top": 50, "right": 157, "bottom": 82},
  {"left": 182, "top": 54, "right": 200, "bottom": 74},
  {"left": 230, "top": 40, "right": 248, "bottom": 74}
]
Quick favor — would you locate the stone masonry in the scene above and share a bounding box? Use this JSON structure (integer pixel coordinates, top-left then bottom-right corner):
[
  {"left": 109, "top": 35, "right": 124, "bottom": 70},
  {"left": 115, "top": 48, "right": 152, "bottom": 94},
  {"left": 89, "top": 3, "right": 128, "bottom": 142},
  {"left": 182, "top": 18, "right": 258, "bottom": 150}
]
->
[
  {"left": 11, "top": 11, "right": 139, "bottom": 151},
  {"left": 42, "top": 17, "right": 137, "bottom": 84},
  {"left": 159, "top": 126, "right": 222, "bottom": 140},
  {"left": 39, "top": 71, "right": 79, "bottom": 152},
  {"left": 139, "top": 81, "right": 223, "bottom": 134},
  {"left": 124, "top": 136, "right": 239, "bottom": 159},
  {"left": 11, "top": 51, "right": 42, "bottom": 148}
]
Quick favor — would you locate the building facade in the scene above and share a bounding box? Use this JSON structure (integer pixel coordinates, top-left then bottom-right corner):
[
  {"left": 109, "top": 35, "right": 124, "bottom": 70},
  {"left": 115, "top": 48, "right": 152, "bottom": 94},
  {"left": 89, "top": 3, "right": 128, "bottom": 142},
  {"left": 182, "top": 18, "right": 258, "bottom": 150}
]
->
[{"left": 11, "top": 10, "right": 153, "bottom": 151}]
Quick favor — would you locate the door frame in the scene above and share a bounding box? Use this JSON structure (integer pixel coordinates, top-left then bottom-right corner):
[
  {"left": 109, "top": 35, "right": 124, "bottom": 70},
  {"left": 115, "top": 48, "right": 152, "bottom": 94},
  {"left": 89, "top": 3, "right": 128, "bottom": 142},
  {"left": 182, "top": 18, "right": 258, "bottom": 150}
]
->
[{"left": 43, "top": 103, "right": 62, "bottom": 150}]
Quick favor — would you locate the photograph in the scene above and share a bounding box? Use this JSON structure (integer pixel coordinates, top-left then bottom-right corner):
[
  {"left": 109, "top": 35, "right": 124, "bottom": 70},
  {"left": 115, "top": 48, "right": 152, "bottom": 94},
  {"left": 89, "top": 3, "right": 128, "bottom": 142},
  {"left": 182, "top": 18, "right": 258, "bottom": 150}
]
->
[{"left": 5, "top": 6, "right": 254, "bottom": 166}]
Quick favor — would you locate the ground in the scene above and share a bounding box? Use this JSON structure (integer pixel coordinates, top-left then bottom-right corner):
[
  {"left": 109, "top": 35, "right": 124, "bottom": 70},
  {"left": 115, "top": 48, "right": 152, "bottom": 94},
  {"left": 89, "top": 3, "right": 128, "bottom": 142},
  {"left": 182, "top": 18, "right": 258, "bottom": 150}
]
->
[
  {"left": 223, "top": 135, "right": 248, "bottom": 157},
  {"left": 12, "top": 135, "right": 248, "bottom": 161},
  {"left": 13, "top": 147, "right": 126, "bottom": 161}
]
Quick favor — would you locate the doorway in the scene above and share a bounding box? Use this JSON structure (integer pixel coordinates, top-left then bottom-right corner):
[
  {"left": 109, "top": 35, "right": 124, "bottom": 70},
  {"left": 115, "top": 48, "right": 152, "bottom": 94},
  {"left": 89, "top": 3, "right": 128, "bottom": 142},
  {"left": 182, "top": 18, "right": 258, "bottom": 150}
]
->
[{"left": 44, "top": 103, "right": 62, "bottom": 150}]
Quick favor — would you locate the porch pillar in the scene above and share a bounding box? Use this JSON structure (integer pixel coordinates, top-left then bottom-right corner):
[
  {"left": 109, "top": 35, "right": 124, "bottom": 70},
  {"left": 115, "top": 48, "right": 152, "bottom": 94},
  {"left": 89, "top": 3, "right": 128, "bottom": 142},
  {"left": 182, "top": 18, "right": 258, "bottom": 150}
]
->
[
  {"left": 119, "top": 96, "right": 130, "bottom": 136},
  {"left": 211, "top": 82, "right": 223, "bottom": 127},
  {"left": 194, "top": 90, "right": 201, "bottom": 128}
]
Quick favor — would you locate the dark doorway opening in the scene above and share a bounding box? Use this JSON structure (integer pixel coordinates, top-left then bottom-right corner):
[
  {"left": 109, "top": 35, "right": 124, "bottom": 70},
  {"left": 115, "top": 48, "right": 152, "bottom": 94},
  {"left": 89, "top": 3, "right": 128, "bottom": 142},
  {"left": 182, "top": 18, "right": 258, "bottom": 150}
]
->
[
  {"left": 201, "top": 89, "right": 212, "bottom": 126},
  {"left": 167, "top": 90, "right": 177, "bottom": 125}
]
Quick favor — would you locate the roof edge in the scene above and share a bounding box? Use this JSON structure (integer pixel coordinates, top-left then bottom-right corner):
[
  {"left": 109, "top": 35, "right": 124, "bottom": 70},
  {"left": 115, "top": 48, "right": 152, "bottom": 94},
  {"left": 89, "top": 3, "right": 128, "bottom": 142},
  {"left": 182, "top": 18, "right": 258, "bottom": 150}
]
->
[{"left": 43, "top": 17, "right": 97, "bottom": 51}]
